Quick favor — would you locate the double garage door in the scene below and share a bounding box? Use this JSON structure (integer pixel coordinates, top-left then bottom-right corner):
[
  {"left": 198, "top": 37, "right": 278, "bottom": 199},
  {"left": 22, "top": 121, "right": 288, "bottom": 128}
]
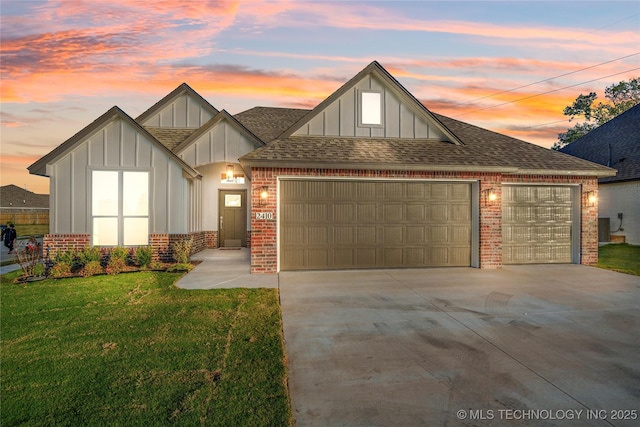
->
[{"left": 280, "top": 180, "right": 472, "bottom": 270}]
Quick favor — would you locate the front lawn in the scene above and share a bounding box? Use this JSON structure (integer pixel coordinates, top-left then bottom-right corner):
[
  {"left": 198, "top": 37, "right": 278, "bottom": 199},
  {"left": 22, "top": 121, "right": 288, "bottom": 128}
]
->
[
  {"left": 1, "top": 271, "right": 291, "bottom": 426},
  {"left": 598, "top": 243, "right": 640, "bottom": 276}
]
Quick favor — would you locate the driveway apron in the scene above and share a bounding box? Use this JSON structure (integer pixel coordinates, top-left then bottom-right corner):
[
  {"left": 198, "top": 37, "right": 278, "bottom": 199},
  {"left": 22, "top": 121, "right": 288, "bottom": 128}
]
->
[{"left": 279, "top": 265, "right": 640, "bottom": 426}]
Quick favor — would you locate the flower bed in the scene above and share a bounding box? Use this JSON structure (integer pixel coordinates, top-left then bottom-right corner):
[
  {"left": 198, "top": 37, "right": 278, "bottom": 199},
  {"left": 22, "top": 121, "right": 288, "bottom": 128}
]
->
[{"left": 15, "top": 239, "right": 195, "bottom": 282}]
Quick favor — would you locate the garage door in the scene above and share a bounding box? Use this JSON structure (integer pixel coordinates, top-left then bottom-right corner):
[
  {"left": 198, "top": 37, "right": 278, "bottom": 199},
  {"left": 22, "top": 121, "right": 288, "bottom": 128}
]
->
[
  {"left": 502, "top": 185, "right": 573, "bottom": 264},
  {"left": 280, "top": 180, "right": 471, "bottom": 270}
]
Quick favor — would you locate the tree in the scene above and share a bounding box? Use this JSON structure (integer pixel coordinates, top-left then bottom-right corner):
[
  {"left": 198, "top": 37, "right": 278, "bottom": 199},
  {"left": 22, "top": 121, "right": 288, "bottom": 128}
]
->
[{"left": 552, "top": 77, "right": 640, "bottom": 150}]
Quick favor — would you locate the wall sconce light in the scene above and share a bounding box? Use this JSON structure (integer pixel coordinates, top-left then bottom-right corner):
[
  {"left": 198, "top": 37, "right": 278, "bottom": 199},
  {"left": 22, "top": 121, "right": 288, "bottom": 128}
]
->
[
  {"left": 226, "top": 164, "right": 234, "bottom": 181},
  {"left": 483, "top": 189, "right": 497, "bottom": 203},
  {"left": 587, "top": 191, "right": 597, "bottom": 207},
  {"left": 260, "top": 186, "right": 269, "bottom": 204}
]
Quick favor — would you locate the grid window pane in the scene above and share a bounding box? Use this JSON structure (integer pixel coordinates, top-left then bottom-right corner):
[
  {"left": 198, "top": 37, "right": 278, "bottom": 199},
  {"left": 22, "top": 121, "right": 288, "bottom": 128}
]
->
[
  {"left": 93, "top": 217, "right": 118, "bottom": 246},
  {"left": 92, "top": 171, "right": 118, "bottom": 215},
  {"left": 123, "top": 218, "right": 149, "bottom": 246},
  {"left": 123, "top": 172, "right": 149, "bottom": 216}
]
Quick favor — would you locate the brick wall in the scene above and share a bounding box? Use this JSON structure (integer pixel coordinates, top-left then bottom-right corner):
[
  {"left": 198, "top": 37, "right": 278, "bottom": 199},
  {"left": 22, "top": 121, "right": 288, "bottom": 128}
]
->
[
  {"left": 44, "top": 231, "right": 212, "bottom": 263},
  {"left": 479, "top": 177, "right": 502, "bottom": 268},
  {"left": 580, "top": 179, "right": 599, "bottom": 265},
  {"left": 249, "top": 168, "right": 600, "bottom": 273},
  {"left": 43, "top": 234, "right": 90, "bottom": 257},
  {"left": 205, "top": 230, "right": 218, "bottom": 249}
]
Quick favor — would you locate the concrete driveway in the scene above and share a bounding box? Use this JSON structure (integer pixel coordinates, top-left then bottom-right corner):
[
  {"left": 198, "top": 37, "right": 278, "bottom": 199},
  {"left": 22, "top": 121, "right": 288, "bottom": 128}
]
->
[{"left": 279, "top": 265, "right": 640, "bottom": 426}]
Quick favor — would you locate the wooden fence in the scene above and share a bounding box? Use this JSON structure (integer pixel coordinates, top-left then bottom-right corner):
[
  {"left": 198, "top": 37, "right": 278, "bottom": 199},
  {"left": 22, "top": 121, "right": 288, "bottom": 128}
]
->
[{"left": 1, "top": 208, "right": 49, "bottom": 225}]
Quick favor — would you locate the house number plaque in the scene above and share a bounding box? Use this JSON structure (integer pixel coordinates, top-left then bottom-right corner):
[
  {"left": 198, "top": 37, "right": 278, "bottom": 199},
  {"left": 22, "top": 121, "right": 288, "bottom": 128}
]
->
[{"left": 255, "top": 212, "right": 273, "bottom": 220}]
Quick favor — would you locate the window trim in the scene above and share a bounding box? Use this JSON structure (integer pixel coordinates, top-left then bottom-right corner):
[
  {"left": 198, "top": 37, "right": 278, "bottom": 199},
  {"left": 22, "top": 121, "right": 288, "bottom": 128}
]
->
[
  {"left": 357, "top": 89, "right": 384, "bottom": 128},
  {"left": 90, "top": 168, "right": 151, "bottom": 247}
]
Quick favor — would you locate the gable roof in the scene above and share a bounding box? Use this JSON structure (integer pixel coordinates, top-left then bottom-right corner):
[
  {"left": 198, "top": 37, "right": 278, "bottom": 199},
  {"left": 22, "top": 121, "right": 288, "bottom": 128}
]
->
[
  {"left": 240, "top": 110, "right": 616, "bottom": 177},
  {"left": 144, "top": 127, "right": 197, "bottom": 151},
  {"left": 0, "top": 185, "right": 49, "bottom": 208},
  {"left": 278, "top": 61, "right": 464, "bottom": 145},
  {"left": 135, "top": 82, "right": 219, "bottom": 124},
  {"left": 28, "top": 106, "right": 201, "bottom": 179},
  {"left": 173, "top": 109, "right": 265, "bottom": 154},
  {"left": 234, "top": 106, "right": 310, "bottom": 142},
  {"left": 559, "top": 104, "right": 640, "bottom": 183}
]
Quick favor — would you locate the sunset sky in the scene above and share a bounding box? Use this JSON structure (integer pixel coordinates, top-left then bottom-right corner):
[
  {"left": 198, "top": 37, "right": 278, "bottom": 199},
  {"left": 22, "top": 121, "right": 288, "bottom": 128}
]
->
[{"left": 1, "top": 0, "right": 639, "bottom": 194}]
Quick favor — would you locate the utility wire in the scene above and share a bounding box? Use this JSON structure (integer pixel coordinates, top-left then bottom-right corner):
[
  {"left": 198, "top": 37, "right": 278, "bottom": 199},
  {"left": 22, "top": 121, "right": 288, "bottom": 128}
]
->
[
  {"left": 520, "top": 119, "right": 569, "bottom": 130},
  {"left": 456, "top": 52, "right": 640, "bottom": 106},
  {"left": 452, "top": 67, "right": 640, "bottom": 118}
]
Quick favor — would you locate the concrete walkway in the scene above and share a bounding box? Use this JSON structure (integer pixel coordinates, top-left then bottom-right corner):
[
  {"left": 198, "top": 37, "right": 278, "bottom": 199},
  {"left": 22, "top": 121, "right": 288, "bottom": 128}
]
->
[
  {"left": 0, "top": 237, "right": 24, "bottom": 275},
  {"left": 176, "top": 248, "right": 277, "bottom": 289},
  {"left": 280, "top": 265, "right": 640, "bottom": 426}
]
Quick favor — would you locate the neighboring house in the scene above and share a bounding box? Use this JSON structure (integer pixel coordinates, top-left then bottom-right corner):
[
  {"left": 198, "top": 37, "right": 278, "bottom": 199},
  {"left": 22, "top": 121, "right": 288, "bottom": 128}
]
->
[
  {"left": 559, "top": 104, "right": 640, "bottom": 245},
  {"left": 0, "top": 184, "right": 49, "bottom": 226},
  {"left": 29, "top": 61, "right": 614, "bottom": 271}
]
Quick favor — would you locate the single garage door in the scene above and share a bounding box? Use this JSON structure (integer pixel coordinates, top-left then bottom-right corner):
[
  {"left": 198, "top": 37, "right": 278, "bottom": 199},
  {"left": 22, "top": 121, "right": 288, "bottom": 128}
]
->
[
  {"left": 502, "top": 185, "right": 573, "bottom": 264},
  {"left": 280, "top": 180, "right": 471, "bottom": 270}
]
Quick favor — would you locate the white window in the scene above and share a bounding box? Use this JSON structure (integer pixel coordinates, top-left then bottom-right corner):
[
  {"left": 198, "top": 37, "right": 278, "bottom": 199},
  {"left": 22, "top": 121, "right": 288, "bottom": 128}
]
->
[
  {"left": 360, "top": 91, "right": 382, "bottom": 126},
  {"left": 92, "top": 170, "right": 149, "bottom": 246}
]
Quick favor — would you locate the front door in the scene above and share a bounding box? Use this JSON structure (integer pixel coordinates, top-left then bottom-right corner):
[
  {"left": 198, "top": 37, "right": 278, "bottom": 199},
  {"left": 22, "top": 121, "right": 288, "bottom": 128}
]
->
[{"left": 219, "top": 190, "right": 247, "bottom": 247}]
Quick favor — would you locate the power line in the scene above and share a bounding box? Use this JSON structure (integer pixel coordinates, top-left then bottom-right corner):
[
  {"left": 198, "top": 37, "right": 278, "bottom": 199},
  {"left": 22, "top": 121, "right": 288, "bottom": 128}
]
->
[
  {"left": 452, "top": 67, "right": 640, "bottom": 118},
  {"left": 457, "top": 52, "right": 640, "bottom": 106},
  {"left": 520, "top": 119, "right": 569, "bottom": 130}
]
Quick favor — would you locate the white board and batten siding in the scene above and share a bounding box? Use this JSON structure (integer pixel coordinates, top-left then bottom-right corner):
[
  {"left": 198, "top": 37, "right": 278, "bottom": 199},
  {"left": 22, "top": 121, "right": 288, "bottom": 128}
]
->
[
  {"left": 177, "top": 119, "right": 260, "bottom": 231},
  {"left": 178, "top": 120, "right": 259, "bottom": 168},
  {"left": 139, "top": 93, "right": 215, "bottom": 129},
  {"left": 49, "top": 118, "right": 190, "bottom": 235},
  {"left": 293, "top": 73, "right": 447, "bottom": 140}
]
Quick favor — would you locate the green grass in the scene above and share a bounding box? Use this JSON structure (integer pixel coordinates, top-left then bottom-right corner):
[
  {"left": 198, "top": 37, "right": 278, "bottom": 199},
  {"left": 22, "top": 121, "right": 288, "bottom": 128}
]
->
[
  {"left": 1, "top": 271, "right": 291, "bottom": 426},
  {"left": 13, "top": 224, "right": 49, "bottom": 237},
  {"left": 598, "top": 243, "right": 640, "bottom": 276}
]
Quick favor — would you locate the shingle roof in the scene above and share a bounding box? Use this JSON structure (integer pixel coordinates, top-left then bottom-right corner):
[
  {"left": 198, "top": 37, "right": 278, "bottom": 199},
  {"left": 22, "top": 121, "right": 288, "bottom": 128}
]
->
[
  {"left": 239, "top": 109, "right": 615, "bottom": 177},
  {"left": 234, "top": 106, "right": 309, "bottom": 142},
  {"left": 0, "top": 185, "right": 49, "bottom": 208},
  {"left": 143, "top": 127, "right": 196, "bottom": 151},
  {"left": 559, "top": 104, "right": 640, "bottom": 183}
]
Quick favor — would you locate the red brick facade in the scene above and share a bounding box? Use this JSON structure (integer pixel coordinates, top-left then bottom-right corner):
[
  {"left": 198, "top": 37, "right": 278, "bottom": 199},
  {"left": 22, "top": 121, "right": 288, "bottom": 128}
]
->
[
  {"left": 44, "top": 230, "right": 220, "bottom": 263},
  {"left": 42, "top": 172, "right": 599, "bottom": 273},
  {"left": 249, "top": 167, "right": 599, "bottom": 273},
  {"left": 43, "top": 234, "right": 90, "bottom": 258}
]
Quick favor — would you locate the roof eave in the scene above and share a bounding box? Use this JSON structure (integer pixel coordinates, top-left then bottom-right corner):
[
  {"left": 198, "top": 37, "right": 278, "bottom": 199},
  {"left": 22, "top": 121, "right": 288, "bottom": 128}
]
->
[
  {"left": 506, "top": 168, "right": 617, "bottom": 178},
  {"left": 239, "top": 159, "right": 518, "bottom": 173}
]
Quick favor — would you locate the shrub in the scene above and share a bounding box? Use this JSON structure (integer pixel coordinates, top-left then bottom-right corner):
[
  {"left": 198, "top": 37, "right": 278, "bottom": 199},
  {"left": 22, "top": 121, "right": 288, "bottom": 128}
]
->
[
  {"left": 166, "top": 263, "right": 194, "bottom": 273},
  {"left": 134, "top": 246, "right": 153, "bottom": 269},
  {"left": 16, "top": 239, "right": 42, "bottom": 277},
  {"left": 109, "top": 247, "right": 130, "bottom": 263},
  {"left": 172, "top": 238, "right": 193, "bottom": 264},
  {"left": 149, "top": 261, "right": 165, "bottom": 270},
  {"left": 33, "top": 263, "right": 45, "bottom": 277},
  {"left": 53, "top": 249, "right": 78, "bottom": 268},
  {"left": 78, "top": 246, "right": 103, "bottom": 267},
  {"left": 50, "top": 262, "right": 72, "bottom": 278},
  {"left": 82, "top": 260, "right": 104, "bottom": 277},
  {"left": 106, "top": 257, "right": 126, "bottom": 275}
]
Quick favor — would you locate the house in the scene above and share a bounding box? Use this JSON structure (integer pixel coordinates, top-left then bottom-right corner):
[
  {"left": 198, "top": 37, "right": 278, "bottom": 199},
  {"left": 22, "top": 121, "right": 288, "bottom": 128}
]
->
[
  {"left": 29, "top": 61, "right": 615, "bottom": 272},
  {"left": 0, "top": 184, "right": 49, "bottom": 227},
  {"left": 559, "top": 104, "right": 640, "bottom": 245}
]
